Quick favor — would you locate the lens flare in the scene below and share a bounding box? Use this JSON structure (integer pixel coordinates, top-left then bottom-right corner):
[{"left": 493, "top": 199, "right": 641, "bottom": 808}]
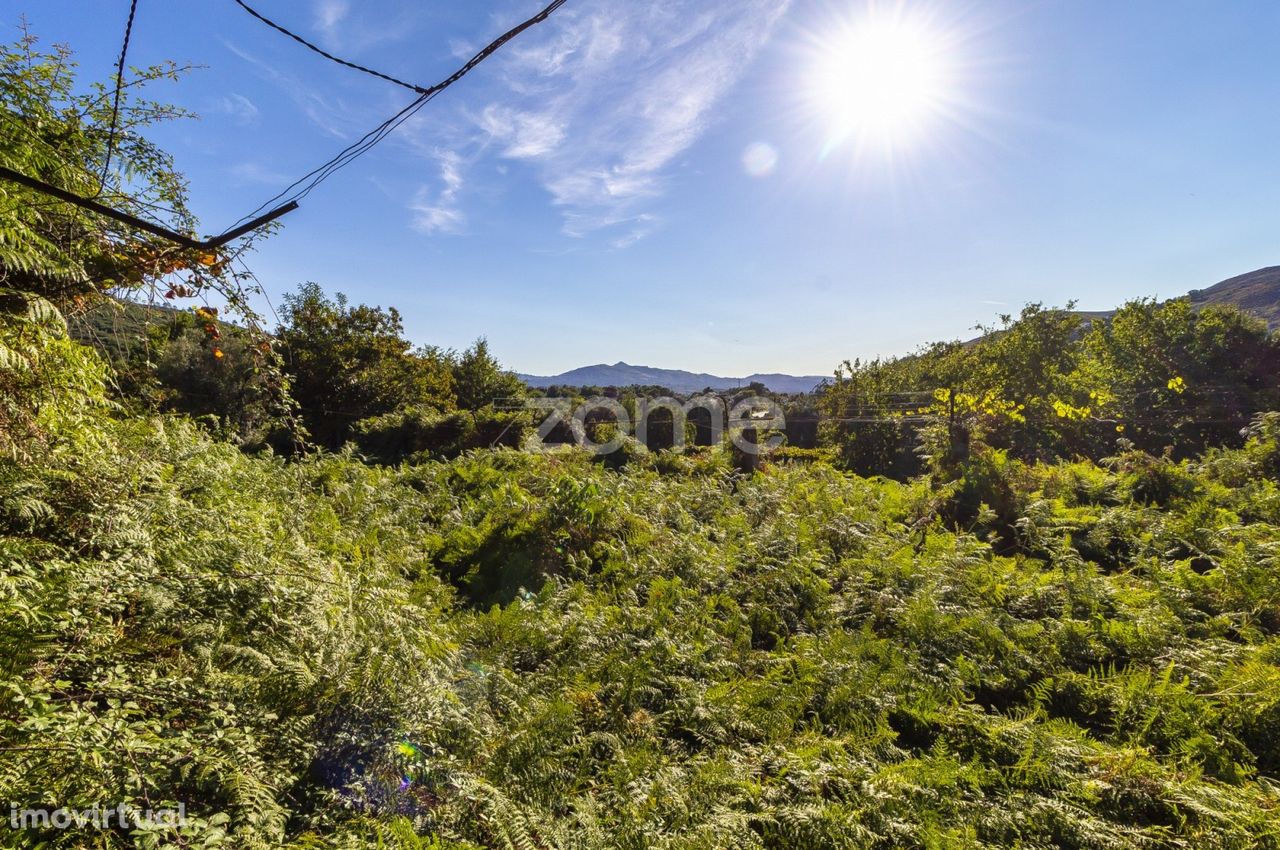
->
[{"left": 742, "top": 142, "right": 780, "bottom": 177}]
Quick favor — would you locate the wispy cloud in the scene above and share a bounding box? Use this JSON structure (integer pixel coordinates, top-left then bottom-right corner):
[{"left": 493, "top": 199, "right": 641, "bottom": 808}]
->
[
  {"left": 207, "top": 94, "right": 259, "bottom": 126},
  {"left": 476, "top": 0, "right": 793, "bottom": 242},
  {"left": 222, "top": 41, "right": 354, "bottom": 139},
  {"left": 209, "top": 93, "right": 260, "bottom": 126},
  {"left": 309, "top": 0, "right": 419, "bottom": 55},
  {"left": 313, "top": 0, "right": 350, "bottom": 45},
  {"left": 478, "top": 105, "right": 565, "bottom": 159},
  {"left": 448, "top": 38, "right": 477, "bottom": 61},
  {"left": 609, "top": 214, "right": 658, "bottom": 249},
  {"left": 229, "top": 161, "right": 290, "bottom": 186},
  {"left": 410, "top": 150, "right": 467, "bottom": 234},
  {"left": 404, "top": 0, "right": 791, "bottom": 244}
]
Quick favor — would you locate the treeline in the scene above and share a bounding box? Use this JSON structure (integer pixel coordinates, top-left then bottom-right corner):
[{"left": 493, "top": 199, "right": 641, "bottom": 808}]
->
[
  {"left": 817, "top": 300, "right": 1280, "bottom": 477},
  {"left": 74, "top": 291, "right": 1280, "bottom": 483},
  {"left": 76, "top": 291, "right": 828, "bottom": 467},
  {"left": 76, "top": 283, "right": 527, "bottom": 457}
]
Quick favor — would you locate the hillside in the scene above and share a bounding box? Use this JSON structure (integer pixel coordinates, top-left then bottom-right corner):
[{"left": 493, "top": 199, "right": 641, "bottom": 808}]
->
[
  {"left": 1189, "top": 266, "right": 1280, "bottom": 327},
  {"left": 66, "top": 297, "right": 182, "bottom": 361},
  {"left": 1080, "top": 266, "right": 1280, "bottom": 329},
  {"left": 520, "top": 361, "right": 830, "bottom": 394}
]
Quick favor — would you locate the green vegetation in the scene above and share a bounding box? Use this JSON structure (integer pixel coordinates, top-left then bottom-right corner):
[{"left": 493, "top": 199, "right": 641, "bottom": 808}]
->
[
  {"left": 5, "top": 308, "right": 1280, "bottom": 847},
  {"left": 4, "top": 31, "right": 1280, "bottom": 850},
  {"left": 68, "top": 283, "right": 526, "bottom": 456},
  {"left": 0, "top": 29, "right": 241, "bottom": 306},
  {"left": 818, "top": 301, "right": 1280, "bottom": 475}
]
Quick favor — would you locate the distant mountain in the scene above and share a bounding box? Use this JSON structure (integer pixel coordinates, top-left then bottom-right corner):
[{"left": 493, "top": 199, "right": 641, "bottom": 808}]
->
[
  {"left": 1188, "top": 266, "right": 1280, "bottom": 328},
  {"left": 518, "top": 362, "right": 830, "bottom": 395}
]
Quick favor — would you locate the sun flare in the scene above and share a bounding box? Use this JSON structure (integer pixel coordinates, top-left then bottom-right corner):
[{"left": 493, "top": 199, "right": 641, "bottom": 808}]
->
[{"left": 808, "top": 10, "right": 953, "bottom": 153}]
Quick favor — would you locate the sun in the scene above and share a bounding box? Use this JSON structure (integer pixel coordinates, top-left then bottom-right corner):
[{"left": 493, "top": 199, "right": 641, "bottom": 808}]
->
[{"left": 807, "top": 9, "right": 953, "bottom": 153}]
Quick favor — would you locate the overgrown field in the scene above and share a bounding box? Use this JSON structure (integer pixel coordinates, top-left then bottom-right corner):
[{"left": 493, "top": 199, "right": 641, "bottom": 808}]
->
[
  {"left": 4, "top": 324, "right": 1280, "bottom": 848},
  {"left": 4, "top": 24, "right": 1280, "bottom": 850}
]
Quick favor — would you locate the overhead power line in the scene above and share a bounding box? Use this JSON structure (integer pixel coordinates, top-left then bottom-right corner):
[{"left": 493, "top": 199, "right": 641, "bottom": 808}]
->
[
  {"left": 231, "top": 0, "right": 569, "bottom": 226},
  {"left": 231, "top": 0, "right": 428, "bottom": 94},
  {"left": 0, "top": 165, "right": 297, "bottom": 251},
  {"left": 0, "top": 0, "right": 565, "bottom": 250},
  {"left": 0, "top": 0, "right": 300, "bottom": 249},
  {"left": 97, "top": 0, "right": 140, "bottom": 194}
]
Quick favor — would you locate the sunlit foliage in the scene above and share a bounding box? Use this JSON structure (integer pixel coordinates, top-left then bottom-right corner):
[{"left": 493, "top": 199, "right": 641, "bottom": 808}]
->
[
  {"left": 4, "top": 314, "right": 1280, "bottom": 847},
  {"left": 819, "top": 302, "right": 1280, "bottom": 471}
]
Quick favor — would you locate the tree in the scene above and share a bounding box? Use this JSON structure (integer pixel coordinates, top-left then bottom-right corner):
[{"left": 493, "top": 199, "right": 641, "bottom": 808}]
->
[
  {"left": 1083, "top": 298, "right": 1280, "bottom": 455},
  {"left": 0, "top": 288, "right": 110, "bottom": 458},
  {"left": 0, "top": 29, "right": 236, "bottom": 307},
  {"left": 452, "top": 337, "right": 524, "bottom": 410},
  {"left": 152, "top": 311, "right": 294, "bottom": 448},
  {"left": 276, "top": 282, "right": 455, "bottom": 449}
]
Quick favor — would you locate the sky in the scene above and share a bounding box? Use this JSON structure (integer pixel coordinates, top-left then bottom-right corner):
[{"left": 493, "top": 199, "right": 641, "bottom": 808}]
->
[{"left": 6, "top": 0, "right": 1280, "bottom": 376}]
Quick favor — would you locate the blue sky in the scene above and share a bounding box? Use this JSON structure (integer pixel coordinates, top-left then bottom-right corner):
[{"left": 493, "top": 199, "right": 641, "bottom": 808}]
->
[{"left": 8, "top": 0, "right": 1280, "bottom": 376}]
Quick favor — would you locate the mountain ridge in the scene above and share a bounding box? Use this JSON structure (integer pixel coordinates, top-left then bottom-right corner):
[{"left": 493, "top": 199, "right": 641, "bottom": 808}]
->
[
  {"left": 523, "top": 266, "right": 1280, "bottom": 394},
  {"left": 518, "top": 362, "right": 830, "bottom": 395}
]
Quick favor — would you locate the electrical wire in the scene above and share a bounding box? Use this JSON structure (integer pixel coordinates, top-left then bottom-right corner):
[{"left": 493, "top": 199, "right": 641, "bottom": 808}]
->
[
  {"left": 231, "top": 0, "right": 429, "bottom": 94},
  {"left": 3, "top": 0, "right": 564, "bottom": 249},
  {"left": 97, "top": 0, "right": 140, "bottom": 195},
  {"left": 231, "top": 0, "right": 568, "bottom": 227}
]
